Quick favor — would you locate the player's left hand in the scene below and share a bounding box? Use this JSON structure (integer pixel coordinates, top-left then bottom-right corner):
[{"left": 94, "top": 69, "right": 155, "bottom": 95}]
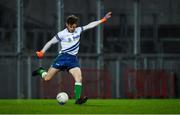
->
[{"left": 104, "top": 12, "right": 112, "bottom": 19}]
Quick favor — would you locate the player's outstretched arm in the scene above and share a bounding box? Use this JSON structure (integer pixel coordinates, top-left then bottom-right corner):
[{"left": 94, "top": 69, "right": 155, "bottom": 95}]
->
[
  {"left": 82, "top": 12, "right": 112, "bottom": 31},
  {"left": 36, "top": 37, "right": 59, "bottom": 58}
]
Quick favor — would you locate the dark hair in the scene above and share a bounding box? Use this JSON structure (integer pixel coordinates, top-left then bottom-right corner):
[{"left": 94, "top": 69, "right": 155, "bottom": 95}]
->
[{"left": 66, "top": 15, "right": 78, "bottom": 25}]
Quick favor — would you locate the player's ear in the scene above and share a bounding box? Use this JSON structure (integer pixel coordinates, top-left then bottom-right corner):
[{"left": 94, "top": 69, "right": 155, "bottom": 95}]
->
[{"left": 66, "top": 23, "right": 68, "bottom": 27}]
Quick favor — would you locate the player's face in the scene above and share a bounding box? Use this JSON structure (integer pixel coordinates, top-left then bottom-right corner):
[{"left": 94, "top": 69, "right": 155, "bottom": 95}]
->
[{"left": 66, "top": 23, "right": 77, "bottom": 33}]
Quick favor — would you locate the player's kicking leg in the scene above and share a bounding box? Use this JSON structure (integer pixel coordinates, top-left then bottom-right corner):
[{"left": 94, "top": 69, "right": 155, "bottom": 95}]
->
[
  {"left": 32, "top": 67, "right": 59, "bottom": 81},
  {"left": 69, "top": 67, "right": 88, "bottom": 105}
]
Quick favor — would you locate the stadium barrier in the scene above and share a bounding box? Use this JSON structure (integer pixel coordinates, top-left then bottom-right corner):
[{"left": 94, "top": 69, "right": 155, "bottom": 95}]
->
[
  {"left": 40, "top": 68, "right": 112, "bottom": 99},
  {"left": 125, "top": 69, "right": 175, "bottom": 98}
]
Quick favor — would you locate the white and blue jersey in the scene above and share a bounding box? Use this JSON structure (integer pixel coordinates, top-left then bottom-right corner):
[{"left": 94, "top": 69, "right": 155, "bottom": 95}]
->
[
  {"left": 56, "top": 27, "right": 83, "bottom": 55},
  {"left": 41, "top": 20, "right": 102, "bottom": 55}
]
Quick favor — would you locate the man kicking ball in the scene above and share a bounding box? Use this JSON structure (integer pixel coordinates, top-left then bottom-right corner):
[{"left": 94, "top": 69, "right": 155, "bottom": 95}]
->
[{"left": 32, "top": 12, "right": 112, "bottom": 104}]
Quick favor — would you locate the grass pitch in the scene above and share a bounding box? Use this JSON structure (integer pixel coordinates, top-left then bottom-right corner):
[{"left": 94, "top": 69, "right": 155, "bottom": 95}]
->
[{"left": 0, "top": 99, "right": 179, "bottom": 114}]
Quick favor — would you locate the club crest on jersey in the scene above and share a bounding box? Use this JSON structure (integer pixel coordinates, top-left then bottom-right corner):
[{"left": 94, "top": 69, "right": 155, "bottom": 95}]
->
[{"left": 67, "top": 35, "right": 80, "bottom": 42}]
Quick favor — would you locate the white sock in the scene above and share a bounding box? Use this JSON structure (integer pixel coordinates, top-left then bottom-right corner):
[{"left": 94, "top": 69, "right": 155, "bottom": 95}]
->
[{"left": 42, "top": 72, "right": 47, "bottom": 78}]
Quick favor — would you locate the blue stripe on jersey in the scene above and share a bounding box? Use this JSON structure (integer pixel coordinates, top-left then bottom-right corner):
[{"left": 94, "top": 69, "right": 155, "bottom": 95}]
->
[
  {"left": 64, "top": 42, "right": 79, "bottom": 52},
  {"left": 62, "top": 41, "right": 79, "bottom": 52},
  {"left": 55, "top": 34, "right": 61, "bottom": 41}
]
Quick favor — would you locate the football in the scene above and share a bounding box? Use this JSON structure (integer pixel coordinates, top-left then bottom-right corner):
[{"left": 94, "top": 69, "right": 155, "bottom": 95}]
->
[{"left": 56, "top": 92, "right": 69, "bottom": 105}]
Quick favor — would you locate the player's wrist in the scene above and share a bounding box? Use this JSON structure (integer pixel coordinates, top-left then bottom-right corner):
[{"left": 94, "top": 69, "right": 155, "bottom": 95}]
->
[
  {"left": 36, "top": 50, "right": 44, "bottom": 58},
  {"left": 40, "top": 50, "right": 44, "bottom": 54},
  {"left": 100, "top": 18, "right": 107, "bottom": 23}
]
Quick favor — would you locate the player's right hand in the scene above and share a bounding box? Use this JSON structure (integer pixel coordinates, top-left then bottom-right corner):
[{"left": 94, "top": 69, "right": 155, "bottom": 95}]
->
[
  {"left": 36, "top": 51, "right": 44, "bottom": 58},
  {"left": 104, "top": 12, "right": 112, "bottom": 19}
]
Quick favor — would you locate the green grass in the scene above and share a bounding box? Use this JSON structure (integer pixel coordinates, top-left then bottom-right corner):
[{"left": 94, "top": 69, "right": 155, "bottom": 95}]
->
[{"left": 0, "top": 99, "right": 179, "bottom": 114}]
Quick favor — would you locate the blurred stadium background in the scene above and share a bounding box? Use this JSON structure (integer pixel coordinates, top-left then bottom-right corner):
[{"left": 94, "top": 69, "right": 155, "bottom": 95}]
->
[{"left": 0, "top": 0, "right": 180, "bottom": 99}]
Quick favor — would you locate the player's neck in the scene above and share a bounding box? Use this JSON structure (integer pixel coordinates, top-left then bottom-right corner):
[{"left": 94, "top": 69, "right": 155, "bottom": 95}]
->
[{"left": 67, "top": 28, "right": 75, "bottom": 33}]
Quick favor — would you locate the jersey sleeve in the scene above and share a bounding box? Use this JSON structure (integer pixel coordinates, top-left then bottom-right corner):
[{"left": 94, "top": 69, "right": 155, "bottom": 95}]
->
[
  {"left": 55, "top": 32, "right": 63, "bottom": 41},
  {"left": 41, "top": 36, "right": 59, "bottom": 53},
  {"left": 82, "top": 20, "right": 101, "bottom": 31}
]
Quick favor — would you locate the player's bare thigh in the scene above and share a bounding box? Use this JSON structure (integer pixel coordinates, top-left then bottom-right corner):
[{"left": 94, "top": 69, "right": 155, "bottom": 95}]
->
[
  {"left": 69, "top": 67, "right": 82, "bottom": 82},
  {"left": 44, "top": 67, "right": 60, "bottom": 81}
]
